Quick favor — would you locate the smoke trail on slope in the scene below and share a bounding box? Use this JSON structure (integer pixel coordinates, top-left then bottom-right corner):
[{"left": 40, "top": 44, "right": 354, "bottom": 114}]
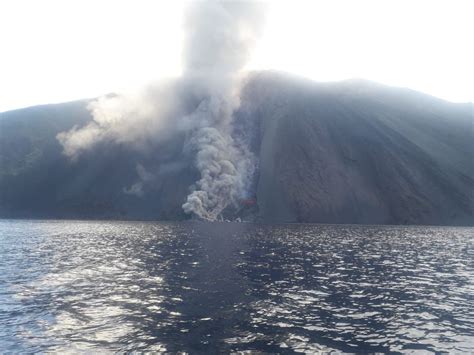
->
[
  {"left": 180, "top": 1, "right": 264, "bottom": 220},
  {"left": 57, "top": 1, "right": 265, "bottom": 221},
  {"left": 57, "top": 82, "right": 181, "bottom": 161}
]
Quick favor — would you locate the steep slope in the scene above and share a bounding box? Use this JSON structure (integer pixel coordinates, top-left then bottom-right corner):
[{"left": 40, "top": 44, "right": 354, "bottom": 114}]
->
[
  {"left": 0, "top": 72, "right": 472, "bottom": 224},
  {"left": 0, "top": 101, "right": 197, "bottom": 220},
  {"left": 241, "top": 72, "right": 473, "bottom": 225}
]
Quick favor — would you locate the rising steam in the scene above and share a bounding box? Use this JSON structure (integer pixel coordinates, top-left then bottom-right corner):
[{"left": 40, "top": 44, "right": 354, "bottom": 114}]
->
[{"left": 56, "top": 1, "right": 265, "bottom": 221}]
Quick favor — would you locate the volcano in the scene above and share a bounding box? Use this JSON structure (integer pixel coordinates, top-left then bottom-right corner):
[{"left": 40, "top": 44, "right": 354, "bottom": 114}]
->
[{"left": 0, "top": 71, "right": 472, "bottom": 225}]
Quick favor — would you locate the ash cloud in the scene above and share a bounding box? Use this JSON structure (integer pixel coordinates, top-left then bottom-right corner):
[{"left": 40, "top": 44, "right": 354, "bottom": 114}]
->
[
  {"left": 57, "top": 82, "right": 181, "bottom": 160},
  {"left": 123, "top": 163, "right": 155, "bottom": 197},
  {"left": 57, "top": 1, "right": 266, "bottom": 221}
]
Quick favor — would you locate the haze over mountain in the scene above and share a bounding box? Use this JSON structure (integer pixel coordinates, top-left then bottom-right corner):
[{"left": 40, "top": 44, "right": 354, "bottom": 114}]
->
[{"left": 0, "top": 71, "right": 472, "bottom": 225}]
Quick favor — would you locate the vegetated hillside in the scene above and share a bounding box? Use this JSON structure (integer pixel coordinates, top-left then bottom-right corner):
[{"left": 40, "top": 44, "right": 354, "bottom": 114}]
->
[{"left": 0, "top": 71, "right": 472, "bottom": 225}]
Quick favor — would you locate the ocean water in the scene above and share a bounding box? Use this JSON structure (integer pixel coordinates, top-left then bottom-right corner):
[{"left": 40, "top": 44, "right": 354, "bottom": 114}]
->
[{"left": 0, "top": 220, "right": 473, "bottom": 353}]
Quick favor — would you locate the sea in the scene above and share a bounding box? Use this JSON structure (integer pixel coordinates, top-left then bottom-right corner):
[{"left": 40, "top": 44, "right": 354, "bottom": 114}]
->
[{"left": 0, "top": 219, "right": 473, "bottom": 353}]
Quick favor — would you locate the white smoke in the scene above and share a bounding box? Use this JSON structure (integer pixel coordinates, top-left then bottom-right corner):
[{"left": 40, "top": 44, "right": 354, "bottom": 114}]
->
[
  {"left": 123, "top": 163, "right": 154, "bottom": 197},
  {"left": 179, "top": 2, "right": 264, "bottom": 220},
  {"left": 57, "top": 82, "right": 180, "bottom": 160},
  {"left": 57, "top": 1, "right": 265, "bottom": 221}
]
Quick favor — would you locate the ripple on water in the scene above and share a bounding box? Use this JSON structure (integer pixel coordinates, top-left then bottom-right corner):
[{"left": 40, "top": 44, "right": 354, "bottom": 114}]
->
[{"left": 0, "top": 220, "right": 472, "bottom": 353}]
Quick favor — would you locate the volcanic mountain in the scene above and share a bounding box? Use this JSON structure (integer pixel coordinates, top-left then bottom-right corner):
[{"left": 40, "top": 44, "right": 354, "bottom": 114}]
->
[{"left": 0, "top": 72, "right": 472, "bottom": 225}]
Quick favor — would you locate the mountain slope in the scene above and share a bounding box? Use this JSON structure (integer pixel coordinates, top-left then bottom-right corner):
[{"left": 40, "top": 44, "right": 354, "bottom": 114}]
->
[
  {"left": 0, "top": 72, "right": 472, "bottom": 225},
  {"left": 240, "top": 72, "right": 473, "bottom": 225}
]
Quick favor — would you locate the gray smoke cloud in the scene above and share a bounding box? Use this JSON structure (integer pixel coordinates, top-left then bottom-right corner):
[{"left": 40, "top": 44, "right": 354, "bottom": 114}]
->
[
  {"left": 57, "top": 1, "right": 265, "bottom": 221},
  {"left": 123, "top": 163, "right": 155, "bottom": 197},
  {"left": 57, "top": 82, "right": 181, "bottom": 160},
  {"left": 180, "top": 2, "right": 264, "bottom": 220}
]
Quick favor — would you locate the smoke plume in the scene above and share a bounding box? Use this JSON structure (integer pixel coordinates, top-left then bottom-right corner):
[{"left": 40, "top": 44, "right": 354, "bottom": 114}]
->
[{"left": 57, "top": 1, "right": 265, "bottom": 221}]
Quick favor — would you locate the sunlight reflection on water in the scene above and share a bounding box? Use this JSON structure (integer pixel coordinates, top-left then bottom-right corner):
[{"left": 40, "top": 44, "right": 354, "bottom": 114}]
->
[{"left": 0, "top": 220, "right": 473, "bottom": 353}]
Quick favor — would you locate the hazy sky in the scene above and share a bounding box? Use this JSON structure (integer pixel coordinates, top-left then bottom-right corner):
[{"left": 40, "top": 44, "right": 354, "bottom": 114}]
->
[{"left": 0, "top": 0, "right": 472, "bottom": 112}]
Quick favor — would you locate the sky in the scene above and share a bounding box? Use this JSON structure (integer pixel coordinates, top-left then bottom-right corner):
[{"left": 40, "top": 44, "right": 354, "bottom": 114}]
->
[{"left": 0, "top": 0, "right": 472, "bottom": 112}]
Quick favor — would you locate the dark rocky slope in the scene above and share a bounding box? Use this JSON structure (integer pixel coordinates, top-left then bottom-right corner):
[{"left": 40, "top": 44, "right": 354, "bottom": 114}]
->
[
  {"left": 0, "top": 72, "right": 472, "bottom": 225},
  {"left": 242, "top": 72, "right": 473, "bottom": 225}
]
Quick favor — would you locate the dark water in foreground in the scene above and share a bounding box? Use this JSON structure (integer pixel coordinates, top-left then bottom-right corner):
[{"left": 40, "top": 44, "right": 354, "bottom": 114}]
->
[{"left": 0, "top": 220, "right": 473, "bottom": 353}]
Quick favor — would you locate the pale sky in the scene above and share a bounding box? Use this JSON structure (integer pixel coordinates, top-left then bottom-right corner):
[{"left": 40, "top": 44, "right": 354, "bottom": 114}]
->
[{"left": 0, "top": 0, "right": 473, "bottom": 112}]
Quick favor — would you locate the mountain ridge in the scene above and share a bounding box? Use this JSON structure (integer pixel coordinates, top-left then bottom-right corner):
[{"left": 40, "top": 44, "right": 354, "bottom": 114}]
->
[{"left": 0, "top": 71, "right": 472, "bottom": 225}]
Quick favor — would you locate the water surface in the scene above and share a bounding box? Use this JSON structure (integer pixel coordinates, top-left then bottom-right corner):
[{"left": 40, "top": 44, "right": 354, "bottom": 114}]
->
[{"left": 0, "top": 220, "right": 473, "bottom": 353}]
